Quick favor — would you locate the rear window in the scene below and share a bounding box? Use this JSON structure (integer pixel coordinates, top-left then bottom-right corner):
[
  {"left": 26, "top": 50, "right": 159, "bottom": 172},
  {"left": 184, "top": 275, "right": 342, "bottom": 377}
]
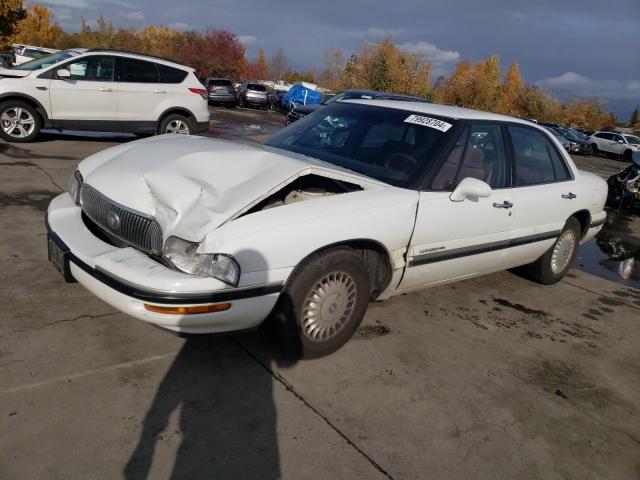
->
[
  {"left": 120, "top": 58, "right": 159, "bottom": 83},
  {"left": 158, "top": 64, "right": 187, "bottom": 84},
  {"left": 208, "top": 79, "right": 232, "bottom": 87},
  {"left": 247, "top": 83, "right": 266, "bottom": 91}
]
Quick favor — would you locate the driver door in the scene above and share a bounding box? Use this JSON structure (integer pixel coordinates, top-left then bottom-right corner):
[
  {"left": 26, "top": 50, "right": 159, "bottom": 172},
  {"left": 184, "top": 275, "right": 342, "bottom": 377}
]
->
[
  {"left": 49, "top": 55, "right": 117, "bottom": 122},
  {"left": 399, "top": 123, "right": 516, "bottom": 291}
]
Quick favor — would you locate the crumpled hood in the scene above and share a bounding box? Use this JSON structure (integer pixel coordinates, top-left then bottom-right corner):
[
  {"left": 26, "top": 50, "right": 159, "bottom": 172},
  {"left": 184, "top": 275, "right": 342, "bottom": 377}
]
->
[{"left": 78, "top": 135, "right": 380, "bottom": 242}]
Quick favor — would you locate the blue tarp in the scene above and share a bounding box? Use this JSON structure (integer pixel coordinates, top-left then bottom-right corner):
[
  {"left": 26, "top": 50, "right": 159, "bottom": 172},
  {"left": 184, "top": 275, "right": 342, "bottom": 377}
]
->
[{"left": 281, "top": 83, "right": 321, "bottom": 109}]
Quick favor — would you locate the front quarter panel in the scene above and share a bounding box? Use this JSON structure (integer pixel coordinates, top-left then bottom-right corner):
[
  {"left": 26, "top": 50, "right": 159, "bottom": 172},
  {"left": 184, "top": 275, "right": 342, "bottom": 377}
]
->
[{"left": 199, "top": 187, "right": 419, "bottom": 287}]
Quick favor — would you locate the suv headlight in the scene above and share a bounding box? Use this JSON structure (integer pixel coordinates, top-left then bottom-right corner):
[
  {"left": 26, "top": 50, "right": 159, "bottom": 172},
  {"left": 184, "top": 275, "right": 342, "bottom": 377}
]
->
[
  {"left": 163, "top": 236, "right": 240, "bottom": 286},
  {"left": 68, "top": 170, "right": 83, "bottom": 205}
]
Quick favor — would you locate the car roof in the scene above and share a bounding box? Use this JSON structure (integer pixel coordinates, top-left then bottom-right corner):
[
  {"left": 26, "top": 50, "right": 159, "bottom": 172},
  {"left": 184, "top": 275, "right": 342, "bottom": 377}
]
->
[
  {"left": 344, "top": 99, "right": 537, "bottom": 126},
  {"left": 83, "top": 48, "right": 192, "bottom": 70}
]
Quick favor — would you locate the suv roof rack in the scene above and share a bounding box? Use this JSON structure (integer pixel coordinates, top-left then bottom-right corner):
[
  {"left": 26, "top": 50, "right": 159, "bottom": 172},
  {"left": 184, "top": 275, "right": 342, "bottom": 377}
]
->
[{"left": 86, "top": 48, "right": 181, "bottom": 65}]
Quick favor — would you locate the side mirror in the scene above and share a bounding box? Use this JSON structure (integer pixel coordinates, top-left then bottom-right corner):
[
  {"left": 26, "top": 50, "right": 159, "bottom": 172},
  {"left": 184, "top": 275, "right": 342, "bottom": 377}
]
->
[
  {"left": 56, "top": 68, "right": 71, "bottom": 79},
  {"left": 450, "top": 177, "right": 492, "bottom": 202},
  {"left": 617, "top": 140, "right": 624, "bottom": 144}
]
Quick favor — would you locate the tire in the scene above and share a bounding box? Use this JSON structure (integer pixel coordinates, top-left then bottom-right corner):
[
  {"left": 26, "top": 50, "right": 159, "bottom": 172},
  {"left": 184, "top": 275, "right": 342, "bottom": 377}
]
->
[
  {"left": 158, "top": 113, "right": 195, "bottom": 135},
  {"left": 623, "top": 150, "right": 632, "bottom": 162},
  {"left": 590, "top": 144, "right": 598, "bottom": 156},
  {"left": 271, "top": 247, "right": 371, "bottom": 359},
  {"left": 238, "top": 97, "right": 245, "bottom": 108},
  {"left": 520, "top": 217, "right": 581, "bottom": 285},
  {"left": 0, "top": 100, "right": 41, "bottom": 143}
]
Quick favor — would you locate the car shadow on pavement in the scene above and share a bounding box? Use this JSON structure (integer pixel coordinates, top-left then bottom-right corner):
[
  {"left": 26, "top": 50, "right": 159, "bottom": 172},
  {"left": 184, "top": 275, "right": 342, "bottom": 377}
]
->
[{"left": 123, "top": 332, "right": 295, "bottom": 480}]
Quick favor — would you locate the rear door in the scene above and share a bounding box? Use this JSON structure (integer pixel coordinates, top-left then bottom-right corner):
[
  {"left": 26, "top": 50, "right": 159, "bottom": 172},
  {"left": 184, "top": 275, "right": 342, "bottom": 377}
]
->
[
  {"left": 400, "top": 122, "right": 515, "bottom": 290},
  {"left": 505, "top": 125, "right": 577, "bottom": 267},
  {"left": 49, "top": 55, "right": 117, "bottom": 121},
  {"left": 115, "top": 57, "right": 162, "bottom": 123}
]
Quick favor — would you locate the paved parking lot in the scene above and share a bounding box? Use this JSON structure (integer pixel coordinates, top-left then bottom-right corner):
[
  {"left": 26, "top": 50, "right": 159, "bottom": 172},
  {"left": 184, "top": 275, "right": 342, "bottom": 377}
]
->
[{"left": 1, "top": 107, "right": 639, "bottom": 479}]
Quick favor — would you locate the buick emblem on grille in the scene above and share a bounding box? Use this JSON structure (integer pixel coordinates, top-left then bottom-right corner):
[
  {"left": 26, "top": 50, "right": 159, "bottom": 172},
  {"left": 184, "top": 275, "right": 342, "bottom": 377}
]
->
[{"left": 106, "top": 211, "right": 121, "bottom": 230}]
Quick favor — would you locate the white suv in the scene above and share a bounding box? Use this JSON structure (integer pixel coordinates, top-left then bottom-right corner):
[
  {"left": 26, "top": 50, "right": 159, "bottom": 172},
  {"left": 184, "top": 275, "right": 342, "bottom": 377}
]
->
[
  {"left": 0, "top": 49, "right": 210, "bottom": 142},
  {"left": 589, "top": 131, "right": 640, "bottom": 161}
]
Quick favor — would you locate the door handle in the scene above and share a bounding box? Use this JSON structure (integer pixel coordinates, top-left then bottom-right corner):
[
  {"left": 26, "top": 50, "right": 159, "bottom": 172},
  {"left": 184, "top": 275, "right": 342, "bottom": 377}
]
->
[
  {"left": 562, "top": 192, "right": 577, "bottom": 199},
  {"left": 154, "top": 90, "right": 166, "bottom": 94},
  {"left": 493, "top": 201, "right": 513, "bottom": 209},
  {"left": 98, "top": 87, "right": 113, "bottom": 92}
]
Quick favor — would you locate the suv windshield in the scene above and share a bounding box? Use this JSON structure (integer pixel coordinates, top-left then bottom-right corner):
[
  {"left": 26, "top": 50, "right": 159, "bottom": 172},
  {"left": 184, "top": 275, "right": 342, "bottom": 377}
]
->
[
  {"left": 14, "top": 50, "right": 77, "bottom": 71},
  {"left": 623, "top": 135, "right": 640, "bottom": 145},
  {"left": 264, "top": 103, "right": 456, "bottom": 188}
]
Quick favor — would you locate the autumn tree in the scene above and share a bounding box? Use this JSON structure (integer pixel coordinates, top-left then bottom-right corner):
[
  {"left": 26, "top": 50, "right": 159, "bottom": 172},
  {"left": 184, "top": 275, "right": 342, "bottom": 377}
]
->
[
  {"left": 178, "top": 29, "right": 245, "bottom": 78},
  {"left": 0, "top": 0, "right": 26, "bottom": 49},
  {"left": 12, "top": 4, "right": 62, "bottom": 46},
  {"left": 268, "top": 48, "right": 288, "bottom": 81},
  {"left": 495, "top": 63, "right": 524, "bottom": 117},
  {"left": 319, "top": 49, "right": 344, "bottom": 91}
]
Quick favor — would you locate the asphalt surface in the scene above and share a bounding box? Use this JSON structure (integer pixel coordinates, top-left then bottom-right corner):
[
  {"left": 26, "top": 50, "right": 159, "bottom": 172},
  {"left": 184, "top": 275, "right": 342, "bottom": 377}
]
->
[{"left": 1, "top": 107, "right": 640, "bottom": 480}]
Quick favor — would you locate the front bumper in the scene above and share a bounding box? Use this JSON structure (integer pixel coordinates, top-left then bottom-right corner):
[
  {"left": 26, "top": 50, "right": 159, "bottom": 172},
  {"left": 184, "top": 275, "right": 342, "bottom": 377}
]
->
[{"left": 46, "top": 193, "right": 282, "bottom": 334}]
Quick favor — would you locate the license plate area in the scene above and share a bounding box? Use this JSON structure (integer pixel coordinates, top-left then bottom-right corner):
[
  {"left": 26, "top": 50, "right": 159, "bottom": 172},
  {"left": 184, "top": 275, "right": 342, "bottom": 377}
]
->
[{"left": 47, "top": 233, "right": 76, "bottom": 283}]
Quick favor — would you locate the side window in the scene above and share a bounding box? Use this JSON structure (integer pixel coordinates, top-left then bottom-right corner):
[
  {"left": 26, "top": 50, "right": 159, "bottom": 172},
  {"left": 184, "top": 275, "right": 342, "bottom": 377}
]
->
[
  {"left": 509, "top": 126, "right": 570, "bottom": 186},
  {"left": 601, "top": 133, "right": 614, "bottom": 141},
  {"left": 430, "top": 126, "right": 468, "bottom": 191},
  {"left": 457, "top": 123, "right": 507, "bottom": 188},
  {"left": 120, "top": 58, "right": 159, "bottom": 83},
  {"left": 158, "top": 64, "right": 187, "bottom": 84},
  {"left": 612, "top": 134, "right": 623, "bottom": 143},
  {"left": 65, "top": 56, "right": 114, "bottom": 81}
]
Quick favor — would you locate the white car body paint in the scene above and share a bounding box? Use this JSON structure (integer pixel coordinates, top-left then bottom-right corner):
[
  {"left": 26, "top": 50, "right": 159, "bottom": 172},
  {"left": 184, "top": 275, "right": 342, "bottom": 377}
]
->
[
  {"left": 0, "top": 50, "right": 209, "bottom": 135},
  {"left": 47, "top": 100, "right": 608, "bottom": 334}
]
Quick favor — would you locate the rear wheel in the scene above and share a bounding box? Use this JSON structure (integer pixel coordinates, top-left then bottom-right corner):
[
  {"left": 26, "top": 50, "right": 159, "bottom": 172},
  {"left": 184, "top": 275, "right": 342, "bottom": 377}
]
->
[
  {"left": 271, "top": 247, "right": 371, "bottom": 359},
  {"left": 158, "top": 113, "right": 195, "bottom": 135},
  {"left": 0, "top": 101, "right": 40, "bottom": 143},
  {"left": 520, "top": 217, "right": 581, "bottom": 285}
]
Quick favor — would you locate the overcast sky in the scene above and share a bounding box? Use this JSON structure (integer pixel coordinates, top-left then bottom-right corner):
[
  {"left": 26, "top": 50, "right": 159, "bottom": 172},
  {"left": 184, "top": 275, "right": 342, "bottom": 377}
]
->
[{"left": 41, "top": 0, "right": 640, "bottom": 120}]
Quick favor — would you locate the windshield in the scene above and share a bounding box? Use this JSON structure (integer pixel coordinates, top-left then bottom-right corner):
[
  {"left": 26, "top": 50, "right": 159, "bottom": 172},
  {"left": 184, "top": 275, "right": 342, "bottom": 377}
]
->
[
  {"left": 264, "top": 103, "right": 456, "bottom": 188},
  {"left": 14, "top": 50, "right": 77, "bottom": 71},
  {"left": 623, "top": 135, "right": 640, "bottom": 145}
]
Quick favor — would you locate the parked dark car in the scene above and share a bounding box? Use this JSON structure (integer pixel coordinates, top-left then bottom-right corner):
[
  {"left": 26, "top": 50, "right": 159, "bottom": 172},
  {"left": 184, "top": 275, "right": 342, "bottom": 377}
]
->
[
  {"left": 237, "top": 82, "right": 269, "bottom": 109},
  {"left": 542, "top": 126, "right": 571, "bottom": 152},
  {"left": 0, "top": 53, "right": 13, "bottom": 69},
  {"left": 286, "top": 89, "right": 429, "bottom": 125},
  {"left": 204, "top": 77, "right": 236, "bottom": 106},
  {"left": 554, "top": 126, "right": 592, "bottom": 154}
]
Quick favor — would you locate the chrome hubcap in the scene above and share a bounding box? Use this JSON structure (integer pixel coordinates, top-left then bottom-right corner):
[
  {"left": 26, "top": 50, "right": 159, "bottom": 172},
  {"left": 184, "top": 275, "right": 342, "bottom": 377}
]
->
[
  {"left": 551, "top": 230, "right": 576, "bottom": 274},
  {"left": 165, "top": 119, "right": 190, "bottom": 135},
  {"left": 1, "top": 107, "right": 35, "bottom": 138},
  {"left": 302, "top": 271, "right": 357, "bottom": 341}
]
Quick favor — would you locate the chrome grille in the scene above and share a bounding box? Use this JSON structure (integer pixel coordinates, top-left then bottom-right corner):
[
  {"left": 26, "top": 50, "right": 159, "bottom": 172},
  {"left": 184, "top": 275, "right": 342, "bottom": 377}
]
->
[{"left": 80, "top": 184, "right": 163, "bottom": 255}]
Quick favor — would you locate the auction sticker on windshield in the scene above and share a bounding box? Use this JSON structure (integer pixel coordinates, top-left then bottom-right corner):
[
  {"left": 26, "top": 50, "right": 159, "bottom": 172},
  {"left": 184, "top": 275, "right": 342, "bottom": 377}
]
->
[{"left": 404, "top": 115, "right": 452, "bottom": 132}]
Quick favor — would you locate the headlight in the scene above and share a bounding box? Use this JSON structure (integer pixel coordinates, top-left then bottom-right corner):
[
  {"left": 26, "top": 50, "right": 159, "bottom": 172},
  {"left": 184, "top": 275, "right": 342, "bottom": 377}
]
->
[
  {"left": 163, "top": 236, "right": 240, "bottom": 286},
  {"left": 68, "top": 170, "right": 83, "bottom": 205}
]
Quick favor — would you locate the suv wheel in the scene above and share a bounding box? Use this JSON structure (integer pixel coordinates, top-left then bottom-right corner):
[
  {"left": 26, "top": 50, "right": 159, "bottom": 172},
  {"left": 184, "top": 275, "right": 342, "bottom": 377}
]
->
[
  {"left": 590, "top": 144, "right": 598, "bottom": 156},
  {"left": 159, "top": 113, "right": 194, "bottom": 135},
  {"left": 0, "top": 101, "right": 40, "bottom": 143},
  {"left": 623, "top": 150, "right": 632, "bottom": 162},
  {"left": 271, "top": 247, "right": 371, "bottom": 359}
]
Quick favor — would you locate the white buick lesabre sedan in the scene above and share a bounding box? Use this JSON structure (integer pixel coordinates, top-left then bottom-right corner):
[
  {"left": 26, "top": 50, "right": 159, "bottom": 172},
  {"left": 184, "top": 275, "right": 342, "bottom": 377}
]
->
[{"left": 46, "top": 100, "right": 607, "bottom": 357}]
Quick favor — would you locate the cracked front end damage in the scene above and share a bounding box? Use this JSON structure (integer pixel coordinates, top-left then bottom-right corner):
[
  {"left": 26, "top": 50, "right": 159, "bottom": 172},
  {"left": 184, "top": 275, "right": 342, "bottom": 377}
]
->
[{"left": 77, "top": 135, "right": 386, "bottom": 244}]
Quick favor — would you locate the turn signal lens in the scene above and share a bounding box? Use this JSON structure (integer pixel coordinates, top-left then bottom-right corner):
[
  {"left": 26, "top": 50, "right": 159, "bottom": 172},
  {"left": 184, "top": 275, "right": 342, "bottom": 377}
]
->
[{"left": 144, "top": 303, "right": 231, "bottom": 315}]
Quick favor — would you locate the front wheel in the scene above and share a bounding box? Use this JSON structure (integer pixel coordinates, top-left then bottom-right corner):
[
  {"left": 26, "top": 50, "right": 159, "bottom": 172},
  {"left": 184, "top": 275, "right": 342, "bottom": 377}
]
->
[
  {"left": 0, "top": 101, "right": 41, "bottom": 143},
  {"left": 623, "top": 150, "right": 633, "bottom": 162},
  {"left": 520, "top": 217, "right": 581, "bottom": 285},
  {"left": 590, "top": 144, "right": 598, "bottom": 156},
  {"left": 271, "top": 247, "right": 371, "bottom": 359},
  {"left": 158, "top": 114, "right": 195, "bottom": 135}
]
